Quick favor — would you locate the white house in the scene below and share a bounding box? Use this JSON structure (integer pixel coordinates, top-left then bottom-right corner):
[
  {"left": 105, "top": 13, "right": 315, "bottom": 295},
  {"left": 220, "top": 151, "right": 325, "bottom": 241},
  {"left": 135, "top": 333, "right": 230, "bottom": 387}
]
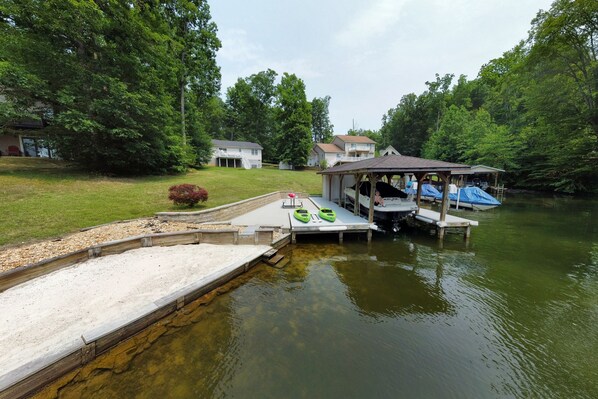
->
[
  {"left": 210, "top": 139, "right": 263, "bottom": 169},
  {"left": 308, "top": 135, "right": 376, "bottom": 168}
]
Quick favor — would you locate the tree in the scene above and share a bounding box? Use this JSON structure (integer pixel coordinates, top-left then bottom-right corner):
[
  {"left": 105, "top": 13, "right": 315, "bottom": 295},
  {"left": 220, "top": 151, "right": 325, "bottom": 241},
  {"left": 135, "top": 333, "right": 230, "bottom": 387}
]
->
[
  {"left": 161, "top": 0, "right": 221, "bottom": 165},
  {"left": 311, "top": 96, "right": 334, "bottom": 143},
  {"left": 275, "top": 73, "right": 312, "bottom": 167},
  {"left": 0, "top": 0, "right": 221, "bottom": 174},
  {"left": 225, "top": 69, "right": 278, "bottom": 161}
]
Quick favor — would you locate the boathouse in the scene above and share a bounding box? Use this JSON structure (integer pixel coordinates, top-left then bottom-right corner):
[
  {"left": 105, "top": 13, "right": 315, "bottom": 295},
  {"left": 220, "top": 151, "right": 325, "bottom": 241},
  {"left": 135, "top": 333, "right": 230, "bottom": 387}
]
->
[{"left": 318, "top": 155, "right": 474, "bottom": 239}]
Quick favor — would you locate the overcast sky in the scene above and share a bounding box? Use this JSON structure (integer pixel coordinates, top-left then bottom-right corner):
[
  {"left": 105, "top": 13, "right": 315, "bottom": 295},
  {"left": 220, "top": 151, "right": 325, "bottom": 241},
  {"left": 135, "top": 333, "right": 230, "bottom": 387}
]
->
[{"left": 210, "top": 0, "right": 554, "bottom": 135}]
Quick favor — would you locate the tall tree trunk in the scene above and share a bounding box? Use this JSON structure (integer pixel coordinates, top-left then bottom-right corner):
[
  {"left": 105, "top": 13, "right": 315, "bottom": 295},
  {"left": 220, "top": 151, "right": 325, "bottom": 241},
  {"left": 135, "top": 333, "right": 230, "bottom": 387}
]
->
[{"left": 180, "top": 51, "right": 186, "bottom": 146}]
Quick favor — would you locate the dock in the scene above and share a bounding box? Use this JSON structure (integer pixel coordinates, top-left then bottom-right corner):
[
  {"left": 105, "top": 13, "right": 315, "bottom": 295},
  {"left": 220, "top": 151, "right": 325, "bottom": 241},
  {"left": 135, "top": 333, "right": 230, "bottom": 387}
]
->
[
  {"left": 231, "top": 196, "right": 373, "bottom": 243},
  {"left": 289, "top": 196, "right": 373, "bottom": 243},
  {"left": 411, "top": 208, "right": 478, "bottom": 239}
]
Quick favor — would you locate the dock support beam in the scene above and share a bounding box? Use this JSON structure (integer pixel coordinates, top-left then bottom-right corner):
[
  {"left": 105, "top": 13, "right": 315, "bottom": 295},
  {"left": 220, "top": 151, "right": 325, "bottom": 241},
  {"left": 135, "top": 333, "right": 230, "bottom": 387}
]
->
[
  {"left": 291, "top": 232, "right": 296, "bottom": 244},
  {"left": 339, "top": 231, "right": 344, "bottom": 244},
  {"left": 367, "top": 229, "right": 372, "bottom": 242},
  {"left": 438, "top": 227, "right": 445, "bottom": 240},
  {"left": 367, "top": 174, "right": 378, "bottom": 224},
  {"left": 414, "top": 173, "right": 426, "bottom": 214},
  {"left": 353, "top": 174, "right": 363, "bottom": 216}
]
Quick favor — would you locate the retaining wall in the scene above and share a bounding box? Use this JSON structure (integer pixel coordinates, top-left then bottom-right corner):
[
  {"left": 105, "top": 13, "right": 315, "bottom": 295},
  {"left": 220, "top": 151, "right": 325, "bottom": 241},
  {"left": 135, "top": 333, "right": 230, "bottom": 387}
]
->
[
  {"left": 156, "top": 191, "right": 308, "bottom": 223},
  {"left": 0, "top": 228, "right": 273, "bottom": 294}
]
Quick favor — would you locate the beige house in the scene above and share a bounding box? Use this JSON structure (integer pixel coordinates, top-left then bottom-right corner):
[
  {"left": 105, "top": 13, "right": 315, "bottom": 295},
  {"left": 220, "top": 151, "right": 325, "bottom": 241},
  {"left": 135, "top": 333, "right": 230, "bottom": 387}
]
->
[{"left": 308, "top": 135, "right": 376, "bottom": 167}]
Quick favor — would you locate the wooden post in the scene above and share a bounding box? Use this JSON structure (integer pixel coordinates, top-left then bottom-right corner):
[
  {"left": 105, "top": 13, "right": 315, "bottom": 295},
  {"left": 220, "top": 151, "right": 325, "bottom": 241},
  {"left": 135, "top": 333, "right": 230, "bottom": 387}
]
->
[
  {"left": 368, "top": 174, "right": 378, "bottom": 224},
  {"left": 339, "top": 175, "right": 345, "bottom": 206},
  {"left": 354, "top": 174, "right": 363, "bottom": 216},
  {"left": 438, "top": 172, "right": 450, "bottom": 223},
  {"left": 339, "top": 231, "right": 344, "bottom": 244},
  {"left": 415, "top": 173, "right": 426, "bottom": 214},
  {"left": 328, "top": 175, "right": 333, "bottom": 202},
  {"left": 291, "top": 232, "right": 296, "bottom": 244},
  {"left": 367, "top": 229, "right": 372, "bottom": 242}
]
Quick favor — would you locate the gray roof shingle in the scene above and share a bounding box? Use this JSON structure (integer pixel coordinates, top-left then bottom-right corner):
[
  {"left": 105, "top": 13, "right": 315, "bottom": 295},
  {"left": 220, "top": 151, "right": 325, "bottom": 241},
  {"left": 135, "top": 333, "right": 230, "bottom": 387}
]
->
[
  {"left": 212, "top": 139, "right": 263, "bottom": 150},
  {"left": 319, "top": 154, "right": 470, "bottom": 175}
]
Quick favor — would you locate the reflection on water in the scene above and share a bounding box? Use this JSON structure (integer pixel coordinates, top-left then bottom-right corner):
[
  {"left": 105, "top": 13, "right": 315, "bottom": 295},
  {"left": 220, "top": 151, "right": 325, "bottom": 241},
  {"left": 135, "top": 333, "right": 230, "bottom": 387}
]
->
[{"left": 42, "top": 194, "right": 597, "bottom": 398}]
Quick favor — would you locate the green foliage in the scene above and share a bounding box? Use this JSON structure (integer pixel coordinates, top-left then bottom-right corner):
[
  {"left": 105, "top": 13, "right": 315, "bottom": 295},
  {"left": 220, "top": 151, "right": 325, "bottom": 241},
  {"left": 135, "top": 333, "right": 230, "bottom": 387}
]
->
[
  {"left": 275, "top": 73, "right": 312, "bottom": 167},
  {"left": 225, "top": 69, "right": 278, "bottom": 161},
  {"left": 311, "top": 96, "right": 334, "bottom": 143},
  {"left": 0, "top": 0, "right": 220, "bottom": 174},
  {"left": 381, "top": 0, "right": 597, "bottom": 192}
]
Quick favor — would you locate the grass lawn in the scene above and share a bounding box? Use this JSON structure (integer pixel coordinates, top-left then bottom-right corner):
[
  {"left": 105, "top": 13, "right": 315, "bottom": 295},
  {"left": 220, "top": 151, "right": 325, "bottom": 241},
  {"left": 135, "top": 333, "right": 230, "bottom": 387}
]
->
[{"left": 0, "top": 157, "right": 322, "bottom": 247}]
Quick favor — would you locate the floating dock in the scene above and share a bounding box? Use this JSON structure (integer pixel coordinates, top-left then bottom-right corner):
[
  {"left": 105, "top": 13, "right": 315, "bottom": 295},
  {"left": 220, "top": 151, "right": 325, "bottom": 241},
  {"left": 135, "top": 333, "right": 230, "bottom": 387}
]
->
[
  {"left": 289, "top": 197, "right": 373, "bottom": 243},
  {"left": 410, "top": 208, "right": 478, "bottom": 239},
  {"left": 231, "top": 196, "right": 373, "bottom": 243}
]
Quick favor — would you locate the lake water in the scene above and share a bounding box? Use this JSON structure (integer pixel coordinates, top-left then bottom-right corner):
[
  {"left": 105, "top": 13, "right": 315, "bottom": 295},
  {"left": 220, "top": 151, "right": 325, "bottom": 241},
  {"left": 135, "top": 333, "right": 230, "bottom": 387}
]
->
[{"left": 55, "top": 194, "right": 597, "bottom": 398}]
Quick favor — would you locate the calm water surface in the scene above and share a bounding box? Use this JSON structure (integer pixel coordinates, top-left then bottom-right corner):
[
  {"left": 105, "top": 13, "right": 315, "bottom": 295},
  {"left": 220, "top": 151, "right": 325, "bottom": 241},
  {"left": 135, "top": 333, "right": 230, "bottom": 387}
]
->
[{"left": 84, "top": 194, "right": 597, "bottom": 398}]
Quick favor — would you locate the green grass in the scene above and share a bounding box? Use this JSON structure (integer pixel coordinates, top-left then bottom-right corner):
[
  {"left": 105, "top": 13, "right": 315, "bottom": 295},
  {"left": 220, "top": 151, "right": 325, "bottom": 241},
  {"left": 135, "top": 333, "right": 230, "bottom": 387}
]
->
[{"left": 0, "top": 158, "right": 322, "bottom": 247}]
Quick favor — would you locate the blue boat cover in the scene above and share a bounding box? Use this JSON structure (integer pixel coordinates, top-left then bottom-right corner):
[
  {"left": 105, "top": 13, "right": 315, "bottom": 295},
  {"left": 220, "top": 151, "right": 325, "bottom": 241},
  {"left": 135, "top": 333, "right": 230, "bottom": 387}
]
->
[
  {"left": 434, "top": 186, "right": 501, "bottom": 206},
  {"left": 404, "top": 184, "right": 441, "bottom": 197}
]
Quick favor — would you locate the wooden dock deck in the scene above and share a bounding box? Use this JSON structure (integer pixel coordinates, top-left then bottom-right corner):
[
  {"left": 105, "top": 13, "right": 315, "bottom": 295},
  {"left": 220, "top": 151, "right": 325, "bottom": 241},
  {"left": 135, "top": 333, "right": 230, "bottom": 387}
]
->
[
  {"left": 289, "top": 197, "right": 373, "bottom": 243},
  {"left": 411, "top": 208, "right": 478, "bottom": 239}
]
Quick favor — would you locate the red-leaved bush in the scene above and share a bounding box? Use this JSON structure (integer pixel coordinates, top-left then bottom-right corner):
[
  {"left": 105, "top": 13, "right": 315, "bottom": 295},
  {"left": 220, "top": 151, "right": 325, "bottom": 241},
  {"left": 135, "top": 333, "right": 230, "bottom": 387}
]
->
[{"left": 168, "top": 184, "right": 208, "bottom": 207}]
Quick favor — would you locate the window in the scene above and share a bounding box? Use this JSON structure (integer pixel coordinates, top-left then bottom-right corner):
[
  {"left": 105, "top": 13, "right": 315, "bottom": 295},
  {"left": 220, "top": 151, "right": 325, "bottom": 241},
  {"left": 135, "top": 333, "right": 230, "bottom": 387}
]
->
[
  {"left": 251, "top": 149, "right": 258, "bottom": 155},
  {"left": 351, "top": 143, "right": 356, "bottom": 149},
  {"left": 219, "top": 148, "right": 227, "bottom": 152}
]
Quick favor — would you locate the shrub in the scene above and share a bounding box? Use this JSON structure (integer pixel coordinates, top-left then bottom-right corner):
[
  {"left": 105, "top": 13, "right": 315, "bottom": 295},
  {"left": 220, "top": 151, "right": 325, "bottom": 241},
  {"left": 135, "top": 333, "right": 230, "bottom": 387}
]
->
[{"left": 168, "top": 184, "right": 208, "bottom": 207}]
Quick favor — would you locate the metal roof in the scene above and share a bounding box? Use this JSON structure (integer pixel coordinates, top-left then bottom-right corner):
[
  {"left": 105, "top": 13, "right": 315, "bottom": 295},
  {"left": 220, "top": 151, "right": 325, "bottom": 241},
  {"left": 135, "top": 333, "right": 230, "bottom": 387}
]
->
[
  {"left": 318, "top": 154, "right": 471, "bottom": 175},
  {"left": 212, "top": 139, "right": 263, "bottom": 150}
]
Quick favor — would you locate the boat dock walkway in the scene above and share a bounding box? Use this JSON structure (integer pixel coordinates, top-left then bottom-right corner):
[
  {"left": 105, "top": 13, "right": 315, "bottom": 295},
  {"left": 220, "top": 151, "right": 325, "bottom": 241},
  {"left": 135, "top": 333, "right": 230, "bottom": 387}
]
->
[{"left": 231, "top": 196, "right": 373, "bottom": 243}]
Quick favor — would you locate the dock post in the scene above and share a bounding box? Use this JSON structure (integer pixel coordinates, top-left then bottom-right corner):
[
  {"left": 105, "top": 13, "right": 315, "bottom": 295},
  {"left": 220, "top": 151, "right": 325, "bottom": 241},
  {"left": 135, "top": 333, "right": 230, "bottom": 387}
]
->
[
  {"left": 438, "top": 227, "right": 445, "bottom": 240},
  {"left": 291, "top": 232, "right": 296, "bottom": 244},
  {"left": 367, "top": 229, "right": 372, "bottom": 242},
  {"left": 339, "top": 231, "right": 344, "bottom": 244},
  {"left": 464, "top": 225, "right": 471, "bottom": 240}
]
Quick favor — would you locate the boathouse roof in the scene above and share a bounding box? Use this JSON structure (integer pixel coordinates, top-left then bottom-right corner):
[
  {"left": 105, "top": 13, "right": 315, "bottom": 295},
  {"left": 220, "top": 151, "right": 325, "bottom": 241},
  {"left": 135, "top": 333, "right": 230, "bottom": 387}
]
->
[{"left": 318, "top": 154, "right": 470, "bottom": 175}]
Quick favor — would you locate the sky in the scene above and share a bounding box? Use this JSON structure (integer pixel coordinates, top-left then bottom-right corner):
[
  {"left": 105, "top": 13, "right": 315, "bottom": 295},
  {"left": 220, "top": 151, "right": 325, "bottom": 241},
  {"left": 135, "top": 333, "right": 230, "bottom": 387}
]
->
[{"left": 210, "top": 0, "right": 554, "bottom": 135}]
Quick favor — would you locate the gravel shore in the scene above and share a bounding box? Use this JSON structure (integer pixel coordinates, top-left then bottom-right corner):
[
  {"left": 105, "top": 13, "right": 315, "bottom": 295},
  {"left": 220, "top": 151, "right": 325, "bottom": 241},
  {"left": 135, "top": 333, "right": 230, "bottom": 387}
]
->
[{"left": 0, "top": 219, "right": 244, "bottom": 273}]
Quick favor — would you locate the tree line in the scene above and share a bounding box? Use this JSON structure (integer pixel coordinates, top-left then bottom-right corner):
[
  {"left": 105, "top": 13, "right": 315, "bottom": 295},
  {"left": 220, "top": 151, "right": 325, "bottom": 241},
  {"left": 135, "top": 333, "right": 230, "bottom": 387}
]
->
[
  {"left": 379, "top": 0, "right": 597, "bottom": 193},
  {"left": 0, "top": 0, "right": 334, "bottom": 173}
]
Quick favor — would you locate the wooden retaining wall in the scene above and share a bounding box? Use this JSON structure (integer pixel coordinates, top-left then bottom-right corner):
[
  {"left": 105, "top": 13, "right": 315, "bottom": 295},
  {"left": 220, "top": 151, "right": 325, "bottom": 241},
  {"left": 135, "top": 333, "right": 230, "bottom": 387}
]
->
[
  {"left": 155, "top": 191, "right": 308, "bottom": 223},
  {"left": 0, "top": 228, "right": 273, "bottom": 294}
]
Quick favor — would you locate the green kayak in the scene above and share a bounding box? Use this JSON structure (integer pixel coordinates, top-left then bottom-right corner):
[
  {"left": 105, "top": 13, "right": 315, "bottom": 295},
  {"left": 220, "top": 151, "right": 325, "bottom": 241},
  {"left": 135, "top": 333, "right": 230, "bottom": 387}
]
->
[
  {"left": 318, "top": 207, "right": 336, "bottom": 222},
  {"left": 293, "top": 208, "right": 310, "bottom": 223}
]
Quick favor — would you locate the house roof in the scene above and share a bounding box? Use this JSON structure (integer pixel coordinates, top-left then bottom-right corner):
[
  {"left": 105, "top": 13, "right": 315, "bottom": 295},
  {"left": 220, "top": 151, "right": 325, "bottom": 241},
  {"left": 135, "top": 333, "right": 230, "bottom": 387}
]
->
[
  {"left": 471, "top": 165, "right": 506, "bottom": 173},
  {"left": 314, "top": 143, "right": 344, "bottom": 153},
  {"left": 212, "top": 139, "right": 263, "bottom": 150},
  {"left": 334, "top": 135, "right": 376, "bottom": 144},
  {"left": 319, "top": 154, "right": 470, "bottom": 175}
]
